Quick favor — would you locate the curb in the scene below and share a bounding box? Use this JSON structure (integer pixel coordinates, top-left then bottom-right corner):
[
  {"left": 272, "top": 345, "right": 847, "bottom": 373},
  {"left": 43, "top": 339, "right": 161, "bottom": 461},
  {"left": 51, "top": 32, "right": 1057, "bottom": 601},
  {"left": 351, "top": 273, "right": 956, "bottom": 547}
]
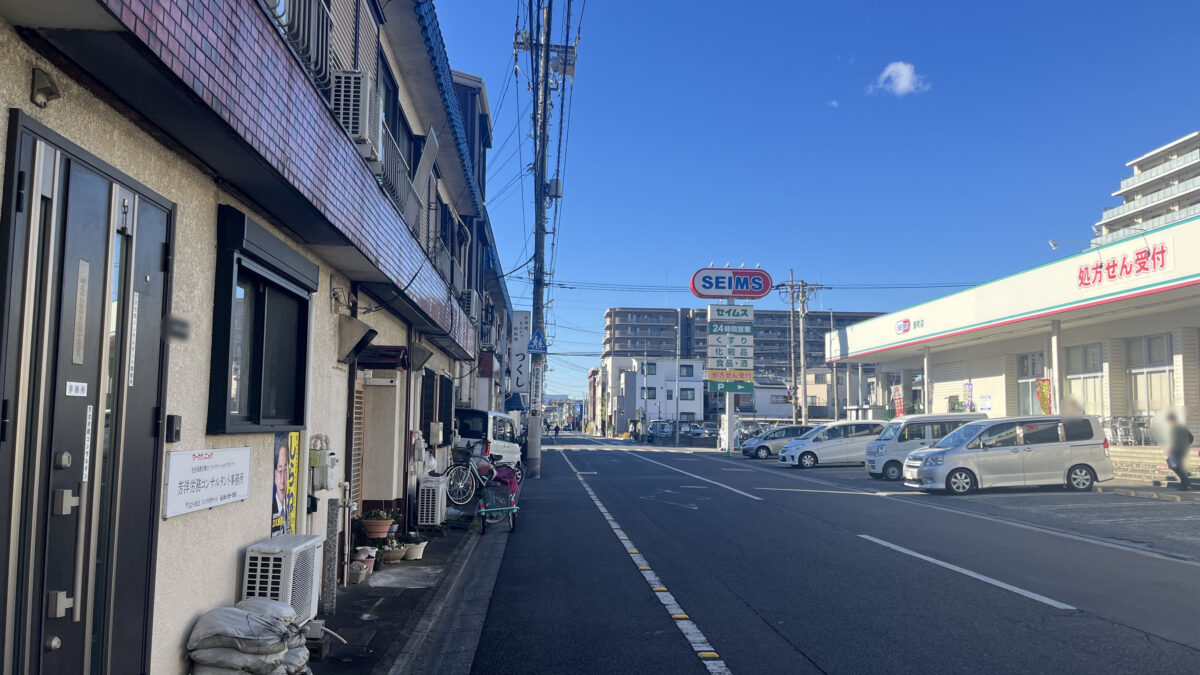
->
[{"left": 1096, "top": 486, "right": 1200, "bottom": 504}]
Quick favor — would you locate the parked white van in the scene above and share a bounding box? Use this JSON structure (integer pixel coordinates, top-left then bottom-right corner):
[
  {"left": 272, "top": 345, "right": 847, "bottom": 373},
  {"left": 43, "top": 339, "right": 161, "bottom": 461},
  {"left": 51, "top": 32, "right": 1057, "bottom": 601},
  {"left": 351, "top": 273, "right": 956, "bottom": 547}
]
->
[
  {"left": 454, "top": 408, "right": 523, "bottom": 482},
  {"left": 778, "top": 420, "right": 886, "bottom": 468},
  {"left": 866, "top": 413, "right": 987, "bottom": 480},
  {"left": 903, "top": 416, "right": 1114, "bottom": 494}
]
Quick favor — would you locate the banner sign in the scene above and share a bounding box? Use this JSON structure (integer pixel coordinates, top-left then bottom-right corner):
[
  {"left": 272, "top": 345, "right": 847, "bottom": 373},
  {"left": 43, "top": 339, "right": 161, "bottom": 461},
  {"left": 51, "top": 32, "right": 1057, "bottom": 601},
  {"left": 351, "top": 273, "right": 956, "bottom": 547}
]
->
[
  {"left": 1035, "top": 378, "right": 1053, "bottom": 414},
  {"left": 708, "top": 333, "right": 754, "bottom": 347},
  {"left": 708, "top": 357, "right": 753, "bottom": 370},
  {"left": 891, "top": 385, "right": 906, "bottom": 416},
  {"left": 163, "top": 447, "right": 250, "bottom": 518},
  {"left": 690, "top": 268, "right": 773, "bottom": 299},
  {"left": 707, "top": 305, "right": 754, "bottom": 322},
  {"left": 272, "top": 432, "right": 301, "bottom": 536}
]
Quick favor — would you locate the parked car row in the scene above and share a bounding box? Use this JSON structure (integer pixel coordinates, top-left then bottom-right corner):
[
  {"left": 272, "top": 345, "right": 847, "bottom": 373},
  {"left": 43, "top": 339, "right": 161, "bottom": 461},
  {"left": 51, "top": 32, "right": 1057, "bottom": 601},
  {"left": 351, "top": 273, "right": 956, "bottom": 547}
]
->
[{"left": 736, "top": 413, "right": 1116, "bottom": 495}]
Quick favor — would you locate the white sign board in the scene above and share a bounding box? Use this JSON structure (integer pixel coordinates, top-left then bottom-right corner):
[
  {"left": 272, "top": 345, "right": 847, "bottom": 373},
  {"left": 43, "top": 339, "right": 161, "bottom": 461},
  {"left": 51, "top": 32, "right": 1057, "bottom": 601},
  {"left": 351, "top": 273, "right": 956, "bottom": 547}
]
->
[
  {"left": 707, "top": 305, "right": 754, "bottom": 322},
  {"left": 163, "top": 447, "right": 251, "bottom": 518},
  {"left": 510, "top": 310, "right": 531, "bottom": 393},
  {"left": 708, "top": 357, "right": 754, "bottom": 370},
  {"left": 707, "top": 333, "right": 754, "bottom": 347}
]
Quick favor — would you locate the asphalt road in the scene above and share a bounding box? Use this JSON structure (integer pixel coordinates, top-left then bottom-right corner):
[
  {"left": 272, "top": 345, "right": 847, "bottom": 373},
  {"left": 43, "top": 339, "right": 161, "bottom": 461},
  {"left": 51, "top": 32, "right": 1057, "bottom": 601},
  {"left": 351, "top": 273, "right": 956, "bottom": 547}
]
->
[{"left": 472, "top": 434, "right": 1200, "bottom": 673}]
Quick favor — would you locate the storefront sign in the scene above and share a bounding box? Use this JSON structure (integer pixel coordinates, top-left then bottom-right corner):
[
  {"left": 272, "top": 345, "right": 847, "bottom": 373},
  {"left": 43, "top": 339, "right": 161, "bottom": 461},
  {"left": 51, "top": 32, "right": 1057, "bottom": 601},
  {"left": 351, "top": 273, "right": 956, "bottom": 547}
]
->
[
  {"left": 163, "top": 446, "right": 250, "bottom": 518},
  {"left": 272, "top": 432, "right": 301, "bottom": 536},
  {"left": 510, "top": 310, "right": 531, "bottom": 393},
  {"left": 708, "top": 346, "right": 753, "bottom": 359},
  {"left": 708, "top": 304, "right": 754, "bottom": 321},
  {"left": 1077, "top": 242, "right": 1170, "bottom": 288},
  {"left": 963, "top": 382, "right": 974, "bottom": 412},
  {"left": 690, "top": 268, "right": 773, "bottom": 299},
  {"left": 707, "top": 369, "right": 754, "bottom": 382},
  {"left": 708, "top": 381, "right": 754, "bottom": 393},
  {"left": 708, "top": 322, "right": 754, "bottom": 335}
]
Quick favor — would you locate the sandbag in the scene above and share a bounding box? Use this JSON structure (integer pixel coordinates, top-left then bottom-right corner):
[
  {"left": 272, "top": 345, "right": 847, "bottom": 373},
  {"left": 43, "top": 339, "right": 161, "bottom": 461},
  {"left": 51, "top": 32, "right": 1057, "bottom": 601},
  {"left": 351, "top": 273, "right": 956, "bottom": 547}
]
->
[
  {"left": 282, "top": 646, "right": 311, "bottom": 674},
  {"left": 235, "top": 598, "right": 298, "bottom": 626},
  {"left": 189, "top": 646, "right": 285, "bottom": 674},
  {"left": 187, "top": 607, "right": 290, "bottom": 655}
]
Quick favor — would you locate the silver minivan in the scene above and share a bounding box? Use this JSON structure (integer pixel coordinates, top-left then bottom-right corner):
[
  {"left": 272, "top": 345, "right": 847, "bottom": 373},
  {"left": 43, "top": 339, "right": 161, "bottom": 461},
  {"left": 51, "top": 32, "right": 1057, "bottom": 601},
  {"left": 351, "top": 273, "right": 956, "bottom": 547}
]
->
[
  {"left": 866, "top": 413, "right": 986, "bottom": 480},
  {"left": 903, "top": 416, "right": 1114, "bottom": 494}
]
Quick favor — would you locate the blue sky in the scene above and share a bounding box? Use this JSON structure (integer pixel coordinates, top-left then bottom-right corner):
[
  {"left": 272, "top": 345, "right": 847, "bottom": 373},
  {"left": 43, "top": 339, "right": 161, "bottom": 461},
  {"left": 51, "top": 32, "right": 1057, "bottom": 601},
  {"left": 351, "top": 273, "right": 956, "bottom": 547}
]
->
[{"left": 434, "top": 0, "right": 1200, "bottom": 397}]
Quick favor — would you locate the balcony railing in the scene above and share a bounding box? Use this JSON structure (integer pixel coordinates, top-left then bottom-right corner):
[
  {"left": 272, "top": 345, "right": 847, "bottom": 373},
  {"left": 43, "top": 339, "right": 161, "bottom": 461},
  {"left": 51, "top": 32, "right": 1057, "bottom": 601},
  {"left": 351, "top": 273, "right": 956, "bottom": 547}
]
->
[
  {"left": 1120, "top": 150, "right": 1200, "bottom": 192},
  {"left": 1100, "top": 174, "right": 1200, "bottom": 222},
  {"left": 1092, "top": 202, "right": 1200, "bottom": 246},
  {"left": 375, "top": 125, "right": 424, "bottom": 231}
]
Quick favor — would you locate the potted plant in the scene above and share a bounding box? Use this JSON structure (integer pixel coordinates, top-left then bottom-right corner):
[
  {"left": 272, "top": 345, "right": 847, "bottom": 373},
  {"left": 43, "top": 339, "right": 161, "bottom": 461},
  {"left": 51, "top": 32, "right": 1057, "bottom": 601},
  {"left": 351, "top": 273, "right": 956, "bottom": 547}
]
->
[
  {"left": 387, "top": 508, "right": 403, "bottom": 536},
  {"left": 400, "top": 532, "right": 428, "bottom": 560},
  {"left": 361, "top": 509, "right": 394, "bottom": 539},
  {"left": 380, "top": 537, "right": 409, "bottom": 563}
]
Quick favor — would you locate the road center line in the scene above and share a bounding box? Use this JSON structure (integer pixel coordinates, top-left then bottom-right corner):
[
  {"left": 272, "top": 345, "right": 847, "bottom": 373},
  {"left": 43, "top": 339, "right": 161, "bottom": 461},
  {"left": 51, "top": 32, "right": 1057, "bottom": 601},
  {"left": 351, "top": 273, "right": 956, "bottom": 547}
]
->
[
  {"left": 624, "top": 452, "right": 763, "bottom": 501},
  {"left": 559, "top": 451, "right": 731, "bottom": 674},
  {"left": 858, "top": 535, "right": 1076, "bottom": 611}
]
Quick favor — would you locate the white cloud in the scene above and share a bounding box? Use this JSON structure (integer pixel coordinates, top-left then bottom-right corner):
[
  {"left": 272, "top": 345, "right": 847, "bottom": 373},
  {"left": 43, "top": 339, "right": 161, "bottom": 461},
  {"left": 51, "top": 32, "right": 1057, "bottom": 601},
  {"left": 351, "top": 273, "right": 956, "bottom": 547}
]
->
[
  {"left": 827, "top": 100, "right": 840, "bottom": 108},
  {"left": 868, "top": 62, "right": 930, "bottom": 96}
]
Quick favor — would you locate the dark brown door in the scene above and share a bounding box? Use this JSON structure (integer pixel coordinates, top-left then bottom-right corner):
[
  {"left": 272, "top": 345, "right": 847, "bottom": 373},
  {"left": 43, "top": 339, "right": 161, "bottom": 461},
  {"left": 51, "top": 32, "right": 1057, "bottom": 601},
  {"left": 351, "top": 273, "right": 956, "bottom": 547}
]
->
[{"left": 0, "top": 115, "right": 171, "bottom": 674}]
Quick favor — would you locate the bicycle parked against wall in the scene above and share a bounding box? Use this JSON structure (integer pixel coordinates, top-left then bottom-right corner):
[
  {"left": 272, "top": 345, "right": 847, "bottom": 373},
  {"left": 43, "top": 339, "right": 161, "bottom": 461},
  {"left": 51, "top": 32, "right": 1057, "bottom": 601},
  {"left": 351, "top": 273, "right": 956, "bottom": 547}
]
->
[{"left": 446, "top": 440, "right": 497, "bottom": 506}]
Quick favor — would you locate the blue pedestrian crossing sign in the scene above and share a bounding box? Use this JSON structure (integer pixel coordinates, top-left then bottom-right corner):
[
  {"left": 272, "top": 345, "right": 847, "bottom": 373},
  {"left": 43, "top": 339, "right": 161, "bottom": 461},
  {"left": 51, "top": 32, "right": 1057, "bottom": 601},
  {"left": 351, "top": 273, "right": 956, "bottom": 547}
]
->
[{"left": 527, "top": 329, "right": 548, "bottom": 354}]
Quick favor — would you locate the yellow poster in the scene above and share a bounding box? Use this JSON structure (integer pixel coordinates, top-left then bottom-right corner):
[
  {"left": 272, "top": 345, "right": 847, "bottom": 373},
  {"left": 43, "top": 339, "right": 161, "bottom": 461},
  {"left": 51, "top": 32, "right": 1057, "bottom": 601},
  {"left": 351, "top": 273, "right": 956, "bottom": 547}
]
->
[
  {"left": 272, "top": 431, "right": 301, "bottom": 537},
  {"left": 1035, "top": 378, "right": 1053, "bottom": 415}
]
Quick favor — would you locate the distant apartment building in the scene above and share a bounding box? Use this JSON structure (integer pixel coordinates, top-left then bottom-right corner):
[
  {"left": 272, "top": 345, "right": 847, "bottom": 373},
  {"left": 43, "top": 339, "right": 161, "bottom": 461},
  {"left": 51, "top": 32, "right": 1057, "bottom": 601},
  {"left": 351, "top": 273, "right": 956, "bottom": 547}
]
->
[
  {"left": 596, "top": 306, "right": 879, "bottom": 426},
  {"left": 1093, "top": 132, "right": 1200, "bottom": 246}
]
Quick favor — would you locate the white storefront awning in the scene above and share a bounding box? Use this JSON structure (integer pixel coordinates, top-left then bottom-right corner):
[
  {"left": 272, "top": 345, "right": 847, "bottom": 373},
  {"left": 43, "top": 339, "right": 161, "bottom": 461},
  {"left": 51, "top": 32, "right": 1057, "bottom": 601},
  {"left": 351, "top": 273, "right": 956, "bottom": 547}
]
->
[{"left": 828, "top": 214, "right": 1200, "bottom": 364}]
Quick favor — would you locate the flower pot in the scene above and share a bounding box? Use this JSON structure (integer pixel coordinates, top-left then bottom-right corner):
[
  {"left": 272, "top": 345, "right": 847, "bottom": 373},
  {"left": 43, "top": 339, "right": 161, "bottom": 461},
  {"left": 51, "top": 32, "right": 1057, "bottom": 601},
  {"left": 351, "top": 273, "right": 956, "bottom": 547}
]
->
[
  {"left": 381, "top": 547, "right": 408, "bottom": 563},
  {"left": 362, "top": 519, "right": 393, "bottom": 539},
  {"left": 403, "top": 541, "right": 428, "bottom": 560},
  {"left": 347, "top": 567, "right": 368, "bottom": 584}
]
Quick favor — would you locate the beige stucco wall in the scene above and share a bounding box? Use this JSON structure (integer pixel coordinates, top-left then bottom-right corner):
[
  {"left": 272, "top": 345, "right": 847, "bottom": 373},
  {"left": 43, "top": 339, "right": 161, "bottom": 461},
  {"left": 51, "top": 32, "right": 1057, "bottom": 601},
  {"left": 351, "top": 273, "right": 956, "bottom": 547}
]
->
[{"left": 0, "top": 18, "right": 365, "bottom": 674}]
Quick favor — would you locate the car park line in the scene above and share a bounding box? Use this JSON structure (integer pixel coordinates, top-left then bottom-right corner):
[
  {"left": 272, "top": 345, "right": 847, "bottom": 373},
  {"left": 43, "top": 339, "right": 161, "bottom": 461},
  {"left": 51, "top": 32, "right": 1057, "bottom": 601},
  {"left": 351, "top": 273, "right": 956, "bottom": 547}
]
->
[{"left": 858, "top": 535, "right": 1076, "bottom": 610}]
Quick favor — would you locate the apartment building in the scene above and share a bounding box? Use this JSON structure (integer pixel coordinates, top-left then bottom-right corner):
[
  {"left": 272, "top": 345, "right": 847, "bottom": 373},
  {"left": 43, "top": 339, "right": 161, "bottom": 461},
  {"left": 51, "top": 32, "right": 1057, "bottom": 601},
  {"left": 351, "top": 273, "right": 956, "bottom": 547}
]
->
[
  {"left": 1093, "top": 132, "right": 1200, "bottom": 246},
  {"left": 0, "top": 1, "right": 511, "bottom": 672}
]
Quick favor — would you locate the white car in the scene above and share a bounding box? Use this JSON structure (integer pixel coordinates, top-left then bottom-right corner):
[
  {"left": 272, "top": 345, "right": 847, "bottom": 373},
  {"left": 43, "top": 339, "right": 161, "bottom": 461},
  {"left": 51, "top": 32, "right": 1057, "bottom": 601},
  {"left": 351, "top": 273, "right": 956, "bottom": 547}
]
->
[
  {"left": 454, "top": 408, "right": 523, "bottom": 482},
  {"left": 779, "top": 420, "right": 885, "bottom": 468},
  {"left": 865, "top": 413, "right": 987, "bottom": 480}
]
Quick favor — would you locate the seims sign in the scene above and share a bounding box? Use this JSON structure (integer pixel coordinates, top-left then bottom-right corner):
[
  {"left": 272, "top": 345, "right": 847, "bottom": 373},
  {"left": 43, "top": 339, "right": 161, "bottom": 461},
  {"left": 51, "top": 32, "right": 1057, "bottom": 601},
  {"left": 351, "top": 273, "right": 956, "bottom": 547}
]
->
[{"left": 690, "top": 268, "right": 773, "bottom": 299}]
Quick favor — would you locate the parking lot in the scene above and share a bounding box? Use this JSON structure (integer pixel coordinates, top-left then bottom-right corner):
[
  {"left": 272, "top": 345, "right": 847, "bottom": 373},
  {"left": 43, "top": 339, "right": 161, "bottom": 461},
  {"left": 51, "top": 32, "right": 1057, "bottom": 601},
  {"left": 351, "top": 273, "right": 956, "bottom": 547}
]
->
[{"left": 708, "top": 452, "right": 1200, "bottom": 562}]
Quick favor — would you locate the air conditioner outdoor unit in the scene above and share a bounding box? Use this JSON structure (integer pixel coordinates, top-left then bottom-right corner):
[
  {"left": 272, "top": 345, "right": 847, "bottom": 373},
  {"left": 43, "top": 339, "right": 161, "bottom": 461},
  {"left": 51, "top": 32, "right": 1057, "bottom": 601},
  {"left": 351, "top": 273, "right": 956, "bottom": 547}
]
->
[
  {"left": 459, "top": 290, "right": 482, "bottom": 323},
  {"left": 479, "top": 325, "right": 496, "bottom": 349},
  {"left": 418, "top": 475, "right": 448, "bottom": 527},
  {"left": 242, "top": 534, "right": 324, "bottom": 624},
  {"left": 331, "top": 70, "right": 381, "bottom": 160}
]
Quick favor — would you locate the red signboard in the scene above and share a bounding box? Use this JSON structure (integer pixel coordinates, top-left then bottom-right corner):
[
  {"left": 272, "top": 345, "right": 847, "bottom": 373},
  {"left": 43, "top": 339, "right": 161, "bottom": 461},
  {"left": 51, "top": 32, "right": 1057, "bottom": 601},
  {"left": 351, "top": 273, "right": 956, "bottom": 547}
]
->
[{"left": 690, "top": 268, "right": 773, "bottom": 299}]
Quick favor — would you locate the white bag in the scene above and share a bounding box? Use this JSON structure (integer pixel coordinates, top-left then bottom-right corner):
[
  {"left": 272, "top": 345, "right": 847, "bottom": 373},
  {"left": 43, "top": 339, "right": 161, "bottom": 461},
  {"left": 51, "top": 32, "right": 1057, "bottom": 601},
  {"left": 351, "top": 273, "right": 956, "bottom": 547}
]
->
[
  {"left": 189, "top": 646, "right": 285, "bottom": 674},
  {"left": 187, "top": 607, "right": 290, "bottom": 655}
]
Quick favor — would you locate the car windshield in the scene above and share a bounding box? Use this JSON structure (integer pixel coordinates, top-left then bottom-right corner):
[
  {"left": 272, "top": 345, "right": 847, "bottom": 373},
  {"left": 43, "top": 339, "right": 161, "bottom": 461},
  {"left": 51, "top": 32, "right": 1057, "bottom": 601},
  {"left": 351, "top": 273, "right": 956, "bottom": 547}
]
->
[
  {"left": 933, "top": 421, "right": 987, "bottom": 449},
  {"left": 877, "top": 422, "right": 902, "bottom": 441},
  {"left": 798, "top": 425, "right": 827, "bottom": 440}
]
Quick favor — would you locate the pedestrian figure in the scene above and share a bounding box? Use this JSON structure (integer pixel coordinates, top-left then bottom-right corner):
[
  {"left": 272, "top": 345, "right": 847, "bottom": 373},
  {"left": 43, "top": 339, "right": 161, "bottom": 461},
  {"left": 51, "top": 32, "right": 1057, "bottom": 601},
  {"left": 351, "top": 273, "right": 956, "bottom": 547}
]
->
[
  {"left": 554, "top": 424, "right": 560, "bottom": 438},
  {"left": 1164, "top": 412, "right": 1193, "bottom": 490}
]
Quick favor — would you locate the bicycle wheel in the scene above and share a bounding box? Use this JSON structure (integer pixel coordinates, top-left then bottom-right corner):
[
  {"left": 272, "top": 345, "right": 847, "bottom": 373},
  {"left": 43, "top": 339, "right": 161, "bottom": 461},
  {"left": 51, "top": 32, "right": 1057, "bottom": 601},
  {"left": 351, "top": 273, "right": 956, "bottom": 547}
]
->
[
  {"left": 445, "top": 465, "right": 476, "bottom": 505},
  {"left": 508, "top": 510, "right": 516, "bottom": 532},
  {"left": 513, "top": 462, "right": 524, "bottom": 484}
]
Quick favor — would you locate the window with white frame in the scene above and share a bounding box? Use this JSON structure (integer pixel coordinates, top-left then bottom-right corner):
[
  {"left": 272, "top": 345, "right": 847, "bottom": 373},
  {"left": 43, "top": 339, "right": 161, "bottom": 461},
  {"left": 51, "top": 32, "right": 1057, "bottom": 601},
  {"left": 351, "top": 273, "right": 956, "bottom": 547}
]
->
[
  {"left": 1126, "top": 334, "right": 1174, "bottom": 416},
  {"left": 680, "top": 388, "right": 696, "bottom": 401},
  {"left": 1065, "top": 343, "right": 1104, "bottom": 415},
  {"left": 681, "top": 412, "right": 696, "bottom": 421},
  {"left": 641, "top": 387, "right": 656, "bottom": 400},
  {"left": 1016, "top": 351, "right": 1046, "bottom": 415},
  {"left": 679, "top": 364, "right": 694, "bottom": 378},
  {"left": 666, "top": 389, "right": 674, "bottom": 400},
  {"left": 770, "top": 394, "right": 788, "bottom": 404},
  {"left": 644, "top": 363, "right": 657, "bottom": 375}
]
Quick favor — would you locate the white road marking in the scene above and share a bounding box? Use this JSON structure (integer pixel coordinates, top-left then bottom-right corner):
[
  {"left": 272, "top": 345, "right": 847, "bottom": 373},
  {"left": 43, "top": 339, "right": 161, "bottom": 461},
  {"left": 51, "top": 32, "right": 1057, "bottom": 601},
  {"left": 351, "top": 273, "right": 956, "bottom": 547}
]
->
[
  {"left": 858, "top": 535, "right": 1076, "bottom": 611},
  {"left": 699, "top": 454, "right": 1200, "bottom": 568},
  {"left": 625, "top": 452, "right": 763, "bottom": 501},
  {"left": 560, "top": 451, "right": 731, "bottom": 673}
]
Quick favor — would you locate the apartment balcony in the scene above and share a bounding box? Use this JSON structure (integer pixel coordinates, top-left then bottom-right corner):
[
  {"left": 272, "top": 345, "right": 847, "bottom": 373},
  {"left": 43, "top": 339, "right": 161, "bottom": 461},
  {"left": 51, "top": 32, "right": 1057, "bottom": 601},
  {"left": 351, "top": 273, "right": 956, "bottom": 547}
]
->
[
  {"left": 1098, "top": 174, "right": 1200, "bottom": 225},
  {"left": 1091, "top": 202, "right": 1200, "bottom": 246},
  {"left": 375, "top": 125, "right": 424, "bottom": 232},
  {"left": 1116, "top": 149, "right": 1200, "bottom": 196}
]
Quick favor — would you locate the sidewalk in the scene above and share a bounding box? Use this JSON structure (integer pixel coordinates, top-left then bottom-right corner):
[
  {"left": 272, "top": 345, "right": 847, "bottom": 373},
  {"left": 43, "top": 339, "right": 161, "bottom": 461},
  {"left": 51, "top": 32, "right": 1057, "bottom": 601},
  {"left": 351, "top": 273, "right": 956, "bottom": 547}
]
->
[
  {"left": 314, "top": 505, "right": 489, "bottom": 674},
  {"left": 1097, "top": 481, "right": 1200, "bottom": 503}
]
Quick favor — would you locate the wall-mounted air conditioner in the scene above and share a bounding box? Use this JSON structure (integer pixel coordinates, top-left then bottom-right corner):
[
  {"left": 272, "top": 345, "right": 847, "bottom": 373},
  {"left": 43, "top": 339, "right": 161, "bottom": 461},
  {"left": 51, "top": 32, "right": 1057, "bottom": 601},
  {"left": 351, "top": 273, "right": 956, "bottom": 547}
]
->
[
  {"left": 331, "top": 70, "right": 381, "bottom": 161},
  {"left": 459, "top": 290, "right": 482, "bottom": 324},
  {"left": 480, "top": 325, "right": 496, "bottom": 349},
  {"left": 242, "top": 534, "right": 324, "bottom": 624}
]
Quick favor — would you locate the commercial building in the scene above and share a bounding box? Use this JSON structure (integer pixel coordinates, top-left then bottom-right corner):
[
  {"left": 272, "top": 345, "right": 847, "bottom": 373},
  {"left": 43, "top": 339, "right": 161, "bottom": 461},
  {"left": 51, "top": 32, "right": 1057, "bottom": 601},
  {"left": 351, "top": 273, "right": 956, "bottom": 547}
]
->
[
  {"left": 0, "top": 1, "right": 512, "bottom": 672},
  {"left": 597, "top": 306, "right": 878, "bottom": 430},
  {"left": 829, "top": 132, "right": 1200, "bottom": 485}
]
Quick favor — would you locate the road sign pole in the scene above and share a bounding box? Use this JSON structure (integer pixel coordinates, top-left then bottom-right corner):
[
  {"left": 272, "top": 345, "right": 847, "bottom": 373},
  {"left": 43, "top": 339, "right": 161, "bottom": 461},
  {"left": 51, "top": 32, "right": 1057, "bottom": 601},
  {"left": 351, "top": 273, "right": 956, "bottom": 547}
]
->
[{"left": 724, "top": 298, "right": 736, "bottom": 457}]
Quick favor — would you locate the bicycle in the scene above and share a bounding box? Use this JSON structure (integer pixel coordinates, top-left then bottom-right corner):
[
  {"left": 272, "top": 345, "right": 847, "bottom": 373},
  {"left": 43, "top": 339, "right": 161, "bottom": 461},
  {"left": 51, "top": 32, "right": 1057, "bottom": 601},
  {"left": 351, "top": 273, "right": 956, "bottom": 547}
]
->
[{"left": 445, "top": 441, "right": 495, "bottom": 506}]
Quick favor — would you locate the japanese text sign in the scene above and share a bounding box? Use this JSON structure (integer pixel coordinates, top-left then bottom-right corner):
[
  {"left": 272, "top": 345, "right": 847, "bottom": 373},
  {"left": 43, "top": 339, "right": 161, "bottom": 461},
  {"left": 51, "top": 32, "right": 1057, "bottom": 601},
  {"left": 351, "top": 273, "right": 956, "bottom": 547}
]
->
[{"left": 163, "top": 446, "right": 251, "bottom": 518}]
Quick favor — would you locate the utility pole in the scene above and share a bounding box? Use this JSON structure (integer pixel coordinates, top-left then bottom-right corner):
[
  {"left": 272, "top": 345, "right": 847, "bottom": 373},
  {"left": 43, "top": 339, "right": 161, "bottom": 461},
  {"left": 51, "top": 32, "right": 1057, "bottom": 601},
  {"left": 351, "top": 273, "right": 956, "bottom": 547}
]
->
[
  {"left": 520, "top": 0, "right": 554, "bottom": 478},
  {"left": 777, "top": 274, "right": 822, "bottom": 425},
  {"left": 674, "top": 308, "right": 682, "bottom": 445},
  {"left": 829, "top": 308, "right": 837, "bottom": 421}
]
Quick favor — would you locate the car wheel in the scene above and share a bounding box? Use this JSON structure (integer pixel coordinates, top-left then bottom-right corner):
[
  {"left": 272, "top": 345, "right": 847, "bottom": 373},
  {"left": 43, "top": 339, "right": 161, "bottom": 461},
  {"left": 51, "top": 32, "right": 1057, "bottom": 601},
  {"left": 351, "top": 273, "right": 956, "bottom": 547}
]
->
[
  {"left": 799, "top": 452, "right": 817, "bottom": 469},
  {"left": 945, "top": 468, "right": 975, "bottom": 495},
  {"left": 513, "top": 462, "right": 524, "bottom": 485},
  {"left": 755, "top": 446, "right": 770, "bottom": 460},
  {"left": 1066, "top": 464, "right": 1096, "bottom": 491},
  {"left": 882, "top": 461, "right": 903, "bottom": 481}
]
